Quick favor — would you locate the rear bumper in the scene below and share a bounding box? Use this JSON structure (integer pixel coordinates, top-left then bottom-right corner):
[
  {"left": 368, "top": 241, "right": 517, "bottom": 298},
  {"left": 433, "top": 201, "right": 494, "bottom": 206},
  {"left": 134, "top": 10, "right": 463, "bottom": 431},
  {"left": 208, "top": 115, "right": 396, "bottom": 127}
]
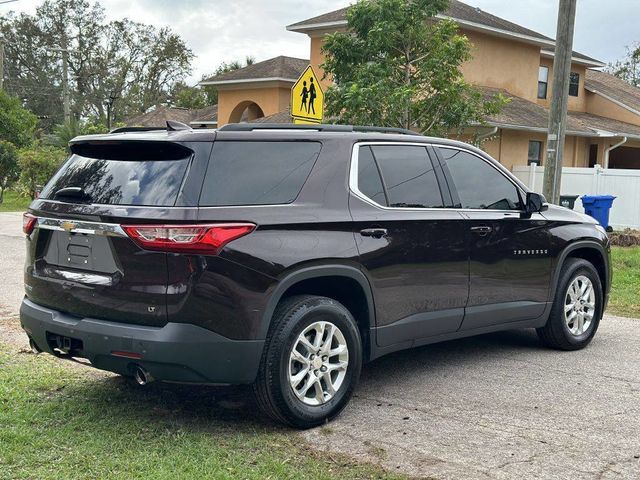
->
[{"left": 20, "top": 298, "right": 264, "bottom": 384}]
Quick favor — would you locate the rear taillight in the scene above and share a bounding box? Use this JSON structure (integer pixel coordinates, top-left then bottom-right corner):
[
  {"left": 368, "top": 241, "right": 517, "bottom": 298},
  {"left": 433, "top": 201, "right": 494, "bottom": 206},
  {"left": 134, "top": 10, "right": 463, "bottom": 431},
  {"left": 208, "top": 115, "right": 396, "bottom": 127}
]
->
[
  {"left": 121, "top": 223, "right": 256, "bottom": 255},
  {"left": 23, "top": 213, "right": 37, "bottom": 235}
]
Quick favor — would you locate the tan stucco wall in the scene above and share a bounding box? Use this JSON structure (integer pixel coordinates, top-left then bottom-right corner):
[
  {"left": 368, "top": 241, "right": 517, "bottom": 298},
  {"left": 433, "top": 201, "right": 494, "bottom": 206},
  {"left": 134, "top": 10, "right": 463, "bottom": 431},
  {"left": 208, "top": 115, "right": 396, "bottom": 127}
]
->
[
  {"left": 310, "top": 34, "right": 333, "bottom": 90},
  {"left": 311, "top": 26, "right": 546, "bottom": 103},
  {"left": 537, "top": 59, "right": 587, "bottom": 112},
  {"left": 585, "top": 91, "right": 640, "bottom": 127},
  {"left": 448, "top": 130, "right": 590, "bottom": 171},
  {"left": 465, "top": 130, "right": 589, "bottom": 170},
  {"left": 460, "top": 30, "right": 540, "bottom": 101},
  {"left": 217, "top": 83, "right": 292, "bottom": 126}
]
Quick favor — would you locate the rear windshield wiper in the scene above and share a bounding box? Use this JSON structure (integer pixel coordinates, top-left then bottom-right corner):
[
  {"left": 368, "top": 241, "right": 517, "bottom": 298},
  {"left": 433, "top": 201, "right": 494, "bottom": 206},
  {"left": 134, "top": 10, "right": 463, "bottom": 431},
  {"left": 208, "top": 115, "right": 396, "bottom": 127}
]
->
[{"left": 54, "top": 187, "right": 92, "bottom": 202}]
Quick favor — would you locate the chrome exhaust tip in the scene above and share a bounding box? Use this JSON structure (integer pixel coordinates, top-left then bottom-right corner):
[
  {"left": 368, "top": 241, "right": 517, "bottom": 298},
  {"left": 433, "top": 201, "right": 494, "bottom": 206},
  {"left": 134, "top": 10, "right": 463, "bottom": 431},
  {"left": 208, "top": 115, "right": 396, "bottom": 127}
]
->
[{"left": 133, "top": 365, "right": 153, "bottom": 386}]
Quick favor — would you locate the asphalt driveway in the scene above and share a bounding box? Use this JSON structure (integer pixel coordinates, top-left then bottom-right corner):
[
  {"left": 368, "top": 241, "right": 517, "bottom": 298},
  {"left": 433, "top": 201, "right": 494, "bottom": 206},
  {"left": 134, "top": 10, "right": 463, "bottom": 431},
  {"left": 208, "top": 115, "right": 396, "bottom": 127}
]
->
[{"left": 1, "top": 212, "right": 638, "bottom": 479}]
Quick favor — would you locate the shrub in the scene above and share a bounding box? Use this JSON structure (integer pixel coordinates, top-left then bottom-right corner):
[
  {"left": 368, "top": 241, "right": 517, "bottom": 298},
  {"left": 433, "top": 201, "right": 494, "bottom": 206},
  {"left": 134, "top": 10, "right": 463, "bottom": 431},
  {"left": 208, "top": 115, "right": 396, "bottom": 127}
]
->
[
  {"left": 51, "top": 119, "right": 111, "bottom": 152},
  {"left": 17, "top": 145, "right": 68, "bottom": 199}
]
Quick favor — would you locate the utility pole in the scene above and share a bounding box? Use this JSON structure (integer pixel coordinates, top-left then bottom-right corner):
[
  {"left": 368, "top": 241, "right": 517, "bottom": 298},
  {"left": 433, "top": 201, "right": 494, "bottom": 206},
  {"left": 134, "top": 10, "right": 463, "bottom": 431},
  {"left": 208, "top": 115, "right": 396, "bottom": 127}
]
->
[
  {"left": 0, "top": 0, "right": 19, "bottom": 89},
  {"left": 0, "top": 37, "right": 4, "bottom": 90},
  {"left": 53, "top": 45, "right": 71, "bottom": 124},
  {"left": 105, "top": 92, "right": 117, "bottom": 130},
  {"left": 61, "top": 47, "right": 71, "bottom": 124},
  {"left": 543, "top": 0, "right": 577, "bottom": 204},
  {"left": 1, "top": 0, "right": 20, "bottom": 89}
]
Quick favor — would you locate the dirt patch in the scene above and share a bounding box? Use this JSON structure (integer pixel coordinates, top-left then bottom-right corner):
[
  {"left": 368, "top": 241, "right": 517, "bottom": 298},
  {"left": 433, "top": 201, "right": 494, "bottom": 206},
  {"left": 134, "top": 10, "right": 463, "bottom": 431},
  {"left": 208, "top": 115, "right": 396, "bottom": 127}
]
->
[
  {"left": 610, "top": 229, "right": 640, "bottom": 247},
  {"left": 0, "top": 316, "right": 29, "bottom": 349}
]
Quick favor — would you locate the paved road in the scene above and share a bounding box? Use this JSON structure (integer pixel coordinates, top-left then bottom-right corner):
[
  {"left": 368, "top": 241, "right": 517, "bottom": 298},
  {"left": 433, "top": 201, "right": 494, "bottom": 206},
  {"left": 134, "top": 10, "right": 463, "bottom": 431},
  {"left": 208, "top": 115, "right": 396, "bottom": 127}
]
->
[
  {"left": 304, "top": 319, "right": 640, "bottom": 479},
  {"left": 0, "top": 213, "right": 26, "bottom": 319},
  {"left": 1, "top": 211, "right": 638, "bottom": 479}
]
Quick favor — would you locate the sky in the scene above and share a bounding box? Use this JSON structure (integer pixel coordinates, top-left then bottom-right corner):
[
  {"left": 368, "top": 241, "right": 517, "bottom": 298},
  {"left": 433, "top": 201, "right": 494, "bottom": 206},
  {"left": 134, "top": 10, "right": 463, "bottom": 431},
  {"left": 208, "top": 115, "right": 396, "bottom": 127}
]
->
[{"left": 2, "top": 0, "right": 639, "bottom": 84}]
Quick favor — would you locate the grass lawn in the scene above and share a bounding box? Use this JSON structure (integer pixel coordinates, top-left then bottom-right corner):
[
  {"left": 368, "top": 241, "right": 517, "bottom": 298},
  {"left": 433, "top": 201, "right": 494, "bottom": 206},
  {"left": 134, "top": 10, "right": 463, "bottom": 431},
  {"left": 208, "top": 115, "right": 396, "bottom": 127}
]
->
[
  {"left": 609, "top": 246, "right": 640, "bottom": 318},
  {"left": 0, "top": 345, "right": 400, "bottom": 480},
  {"left": 0, "top": 190, "right": 31, "bottom": 213}
]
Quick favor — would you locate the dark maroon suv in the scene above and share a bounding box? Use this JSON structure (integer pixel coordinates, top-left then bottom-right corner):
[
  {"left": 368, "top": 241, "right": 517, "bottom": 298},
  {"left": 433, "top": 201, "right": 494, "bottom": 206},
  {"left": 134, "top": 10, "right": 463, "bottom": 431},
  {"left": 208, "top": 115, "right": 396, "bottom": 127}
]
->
[{"left": 20, "top": 122, "right": 611, "bottom": 428}]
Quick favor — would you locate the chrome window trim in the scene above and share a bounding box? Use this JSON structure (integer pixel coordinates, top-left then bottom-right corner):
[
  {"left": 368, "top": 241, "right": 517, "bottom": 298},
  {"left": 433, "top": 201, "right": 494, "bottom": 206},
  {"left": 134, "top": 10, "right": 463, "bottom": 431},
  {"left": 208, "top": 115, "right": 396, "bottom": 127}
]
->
[{"left": 349, "top": 141, "right": 527, "bottom": 214}]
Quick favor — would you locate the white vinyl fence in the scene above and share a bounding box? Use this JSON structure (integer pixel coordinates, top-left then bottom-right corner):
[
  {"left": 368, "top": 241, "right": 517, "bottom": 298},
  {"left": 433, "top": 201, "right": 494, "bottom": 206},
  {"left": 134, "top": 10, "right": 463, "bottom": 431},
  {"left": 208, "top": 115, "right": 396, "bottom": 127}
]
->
[{"left": 512, "top": 165, "right": 640, "bottom": 230}]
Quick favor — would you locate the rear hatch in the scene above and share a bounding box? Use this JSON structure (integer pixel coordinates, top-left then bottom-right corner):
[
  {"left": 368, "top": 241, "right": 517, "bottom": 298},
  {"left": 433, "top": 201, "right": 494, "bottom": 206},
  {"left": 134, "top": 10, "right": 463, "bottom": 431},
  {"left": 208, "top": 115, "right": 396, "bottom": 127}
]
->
[{"left": 24, "top": 137, "right": 203, "bottom": 327}]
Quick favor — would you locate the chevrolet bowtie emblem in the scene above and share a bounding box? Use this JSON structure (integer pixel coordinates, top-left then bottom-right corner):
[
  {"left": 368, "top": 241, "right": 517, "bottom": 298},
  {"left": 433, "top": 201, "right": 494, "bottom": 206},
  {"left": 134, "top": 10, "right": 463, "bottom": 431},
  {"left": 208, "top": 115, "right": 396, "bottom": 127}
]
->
[{"left": 61, "top": 221, "right": 77, "bottom": 232}]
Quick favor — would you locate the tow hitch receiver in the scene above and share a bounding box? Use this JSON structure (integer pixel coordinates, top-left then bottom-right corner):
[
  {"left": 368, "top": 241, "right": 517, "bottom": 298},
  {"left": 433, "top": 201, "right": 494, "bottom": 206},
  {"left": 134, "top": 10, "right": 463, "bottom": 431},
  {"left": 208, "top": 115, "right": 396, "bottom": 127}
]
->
[{"left": 46, "top": 332, "right": 84, "bottom": 356}]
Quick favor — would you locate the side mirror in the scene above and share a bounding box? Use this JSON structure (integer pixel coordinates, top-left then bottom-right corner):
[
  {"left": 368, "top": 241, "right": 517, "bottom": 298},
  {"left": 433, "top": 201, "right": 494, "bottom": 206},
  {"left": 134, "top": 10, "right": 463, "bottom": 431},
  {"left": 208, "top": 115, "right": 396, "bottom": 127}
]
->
[{"left": 525, "top": 192, "right": 548, "bottom": 214}]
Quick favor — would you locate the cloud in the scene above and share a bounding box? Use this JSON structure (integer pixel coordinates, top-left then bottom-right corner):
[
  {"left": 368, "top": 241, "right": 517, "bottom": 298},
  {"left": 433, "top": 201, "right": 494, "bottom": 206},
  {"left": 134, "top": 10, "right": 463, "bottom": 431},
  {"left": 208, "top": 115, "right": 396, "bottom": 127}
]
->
[{"left": 3, "top": 0, "right": 639, "bottom": 85}]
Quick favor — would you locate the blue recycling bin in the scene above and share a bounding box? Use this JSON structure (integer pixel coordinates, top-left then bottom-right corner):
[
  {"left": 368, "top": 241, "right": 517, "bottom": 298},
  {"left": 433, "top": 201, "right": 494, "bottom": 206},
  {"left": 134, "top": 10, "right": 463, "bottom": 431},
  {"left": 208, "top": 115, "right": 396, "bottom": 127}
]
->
[{"left": 581, "top": 195, "right": 616, "bottom": 230}]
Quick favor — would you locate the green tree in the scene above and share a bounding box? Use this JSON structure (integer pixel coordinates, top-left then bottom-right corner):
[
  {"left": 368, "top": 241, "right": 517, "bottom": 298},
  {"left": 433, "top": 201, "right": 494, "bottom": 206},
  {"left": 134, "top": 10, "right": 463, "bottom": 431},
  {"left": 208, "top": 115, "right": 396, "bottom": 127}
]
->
[
  {"left": 0, "top": 90, "right": 38, "bottom": 148},
  {"left": 51, "top": 119, "right": 109, "bottom": 152},
  {"left": 170, "top": 82, "right": 209, "bottom": 109},
  {"left": 17, "top": 145, "right": 67, "bottom": 199},
  {"left": 608, "top": 44, "right": 640, "bottom": 87},
  {"left": 321, "top": 0, "right": 505, "bottom": 135},
  {"left": 0, "top": 141, "right": 20, "bottom": 204},
  {"left": 1, "top": 0, "right": 194, "bottom": 130}
]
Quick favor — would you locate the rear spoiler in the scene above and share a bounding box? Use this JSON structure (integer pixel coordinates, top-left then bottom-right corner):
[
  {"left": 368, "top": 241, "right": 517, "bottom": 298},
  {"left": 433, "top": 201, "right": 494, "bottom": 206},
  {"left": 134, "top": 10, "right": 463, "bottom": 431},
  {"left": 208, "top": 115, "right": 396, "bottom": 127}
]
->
[
  {"left": 70, "top": 140, "right": 194, "bottom": 161},
  {"left": 110, "top": 121, "right": 192, "bottom": 134}
]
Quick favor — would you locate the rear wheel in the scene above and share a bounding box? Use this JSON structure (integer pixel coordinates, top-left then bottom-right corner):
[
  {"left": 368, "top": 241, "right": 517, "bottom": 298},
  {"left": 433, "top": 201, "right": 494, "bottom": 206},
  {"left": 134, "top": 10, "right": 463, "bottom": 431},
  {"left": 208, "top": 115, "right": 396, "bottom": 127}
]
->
[
  {"left": 254, "top": 295, "right": 362, "bottom": 428},
  {"left": 537, "top": 258, "right": 603, "bottom": 350}
]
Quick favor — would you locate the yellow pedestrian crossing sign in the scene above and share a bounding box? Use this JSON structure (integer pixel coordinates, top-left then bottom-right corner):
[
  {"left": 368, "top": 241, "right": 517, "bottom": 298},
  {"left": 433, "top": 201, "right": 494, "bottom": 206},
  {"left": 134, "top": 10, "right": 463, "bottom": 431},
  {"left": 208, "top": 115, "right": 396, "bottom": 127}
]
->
[{"left": 291, "top": 65, "right": 324, "bottom": 123}]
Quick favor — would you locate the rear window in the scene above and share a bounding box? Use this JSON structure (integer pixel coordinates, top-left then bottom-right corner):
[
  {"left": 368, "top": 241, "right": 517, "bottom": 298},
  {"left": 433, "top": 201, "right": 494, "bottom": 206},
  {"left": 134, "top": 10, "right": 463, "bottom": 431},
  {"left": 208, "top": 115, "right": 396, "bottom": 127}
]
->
[
  {"left": 41, "top": 154, "right": 190, "bottom": 206},
  {"left": 199, "top": 141, "right": 321, "bottom": 206}
]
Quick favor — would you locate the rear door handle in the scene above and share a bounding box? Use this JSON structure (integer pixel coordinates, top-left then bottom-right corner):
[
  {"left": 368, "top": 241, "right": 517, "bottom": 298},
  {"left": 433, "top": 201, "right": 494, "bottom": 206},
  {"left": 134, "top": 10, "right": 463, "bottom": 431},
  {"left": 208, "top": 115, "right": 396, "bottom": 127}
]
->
[
  {"left": 470, "top": 225, "right": 492, "bottom": 235},
  {"left": 360, "top": 228, "right": 388, "bottom": 238}
]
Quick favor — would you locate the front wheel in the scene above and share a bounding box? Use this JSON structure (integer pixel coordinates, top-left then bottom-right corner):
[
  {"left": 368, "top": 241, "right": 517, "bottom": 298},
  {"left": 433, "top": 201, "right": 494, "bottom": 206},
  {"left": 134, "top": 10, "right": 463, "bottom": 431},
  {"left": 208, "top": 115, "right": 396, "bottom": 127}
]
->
[
  {"left": 537, "top": 258, "right": 603, "bottom": 350},
  {"left": 254, "top": 295, "right": 362, "bottom": 428}
]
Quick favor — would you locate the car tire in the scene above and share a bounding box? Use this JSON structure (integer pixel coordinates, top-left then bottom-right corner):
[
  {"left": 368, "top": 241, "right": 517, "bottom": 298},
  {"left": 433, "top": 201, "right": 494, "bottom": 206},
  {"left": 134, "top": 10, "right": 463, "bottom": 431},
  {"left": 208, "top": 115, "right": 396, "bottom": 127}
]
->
[
  {"left": 537, "top": 258, "right": 603, "bottom": 350},
  {"left": 253, "top": 295, "right": 362, "bottom": 429}
]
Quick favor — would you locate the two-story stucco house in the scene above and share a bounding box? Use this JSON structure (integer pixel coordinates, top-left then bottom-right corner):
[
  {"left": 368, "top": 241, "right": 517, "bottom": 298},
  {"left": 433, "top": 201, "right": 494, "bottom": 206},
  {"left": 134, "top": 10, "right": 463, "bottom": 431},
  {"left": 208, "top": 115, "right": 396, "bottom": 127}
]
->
[{"left": 199, "top": 1, "right": 640, "bottom": 171}]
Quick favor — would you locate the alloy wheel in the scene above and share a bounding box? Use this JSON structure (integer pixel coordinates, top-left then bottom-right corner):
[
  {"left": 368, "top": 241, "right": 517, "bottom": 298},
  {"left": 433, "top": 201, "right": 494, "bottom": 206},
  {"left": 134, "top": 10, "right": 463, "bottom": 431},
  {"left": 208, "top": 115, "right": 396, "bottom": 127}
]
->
[
  {"left": 564, "top": 275, "right": 596, "bottom": 336},
  {"left": 288, "top": 321, "right": 349, "bottom": 406}
]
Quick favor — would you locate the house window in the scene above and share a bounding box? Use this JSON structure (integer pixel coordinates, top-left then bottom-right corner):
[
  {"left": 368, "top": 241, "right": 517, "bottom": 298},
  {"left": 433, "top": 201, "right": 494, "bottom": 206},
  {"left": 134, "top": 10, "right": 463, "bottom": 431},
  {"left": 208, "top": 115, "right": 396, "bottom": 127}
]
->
[
  {"left": 538, "top": 66, "right": 549, "bottom": 99},
  {"left": 569, "top": 72, "right": 580, "bottom": 97},
  {"left": 528, "top": 141, "right": 543, "bottom": 165}
]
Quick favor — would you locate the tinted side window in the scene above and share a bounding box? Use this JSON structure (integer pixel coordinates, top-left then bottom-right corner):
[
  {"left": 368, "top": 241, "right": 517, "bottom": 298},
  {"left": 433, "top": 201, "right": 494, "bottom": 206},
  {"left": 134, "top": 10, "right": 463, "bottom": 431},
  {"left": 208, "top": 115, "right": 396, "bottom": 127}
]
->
[
  {"left": 371, "top": 145, "right": 443, "bottom": 208},
  {"left": 439, "top": 148, "right": 522, "bottom": 210},
  {"left": 357, "top": 146, "right": 388, "bottom": 206},
  {"left": 200, "top": 141, "right": 321, "bottom": 206}
]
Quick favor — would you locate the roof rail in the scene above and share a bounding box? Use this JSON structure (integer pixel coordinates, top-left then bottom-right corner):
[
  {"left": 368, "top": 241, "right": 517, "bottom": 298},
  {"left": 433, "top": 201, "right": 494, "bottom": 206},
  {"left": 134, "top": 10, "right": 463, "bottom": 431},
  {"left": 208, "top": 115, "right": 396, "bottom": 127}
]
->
[
  {"left": 109, "top": 126, "right": 166, "bottom": 134},
  {"left": 352, "top": 125, "right": 417, "bottom": 135},
  {"left": 219, "top": 123, "right": 351, "bottom": 132},
  {"left": 218, "top": 123, "right": 418, "bottom": 135}
]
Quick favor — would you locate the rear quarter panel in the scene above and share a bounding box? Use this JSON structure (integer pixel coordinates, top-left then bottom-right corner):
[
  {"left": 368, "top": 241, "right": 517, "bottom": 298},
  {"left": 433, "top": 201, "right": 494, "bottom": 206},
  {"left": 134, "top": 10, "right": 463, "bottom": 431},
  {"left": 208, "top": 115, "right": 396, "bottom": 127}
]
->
[{"left": 166, "top": 136, "right": 362, "bottom": 340}]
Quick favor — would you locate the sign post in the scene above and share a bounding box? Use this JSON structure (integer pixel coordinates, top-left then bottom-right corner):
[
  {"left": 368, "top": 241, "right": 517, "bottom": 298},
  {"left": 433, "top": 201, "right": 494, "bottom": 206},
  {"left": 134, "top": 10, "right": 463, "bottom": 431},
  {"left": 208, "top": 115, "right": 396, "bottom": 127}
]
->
[{"left": 291, "top": 65, "right": 324, "bottom": 124}]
